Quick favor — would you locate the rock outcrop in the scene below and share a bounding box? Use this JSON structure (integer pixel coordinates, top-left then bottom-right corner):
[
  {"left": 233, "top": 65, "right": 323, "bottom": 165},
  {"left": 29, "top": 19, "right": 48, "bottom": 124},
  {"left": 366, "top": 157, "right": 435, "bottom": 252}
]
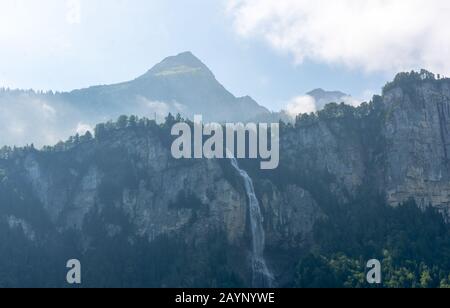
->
[{"left": 381, "top": 75, "right": 450, "bottom": 217}]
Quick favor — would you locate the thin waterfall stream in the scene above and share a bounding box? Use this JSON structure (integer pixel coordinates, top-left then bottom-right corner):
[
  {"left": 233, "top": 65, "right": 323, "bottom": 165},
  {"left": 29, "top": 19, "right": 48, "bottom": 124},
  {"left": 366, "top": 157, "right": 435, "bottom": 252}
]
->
[{"left": 229, "top": 157, "right": 274, "bottom": 287}]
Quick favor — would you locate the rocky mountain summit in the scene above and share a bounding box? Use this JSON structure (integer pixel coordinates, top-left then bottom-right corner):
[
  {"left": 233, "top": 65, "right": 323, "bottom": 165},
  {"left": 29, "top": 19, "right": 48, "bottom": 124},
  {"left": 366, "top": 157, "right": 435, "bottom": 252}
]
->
[
  {"left": 0, "top": 52, "right": 270, "bottom": 147},
  {"left": 67, "top": 51, "right": 269, "bottom": 122},
  {"left": 307, "top": 88, "right": 354, "bottom": 110}
]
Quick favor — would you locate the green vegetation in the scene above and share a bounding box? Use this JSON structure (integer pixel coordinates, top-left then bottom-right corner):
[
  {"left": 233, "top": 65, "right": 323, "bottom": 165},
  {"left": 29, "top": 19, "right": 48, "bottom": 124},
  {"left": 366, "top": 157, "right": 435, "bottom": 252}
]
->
[
  {"left": 245, "top": 95, "right": 450, "bottom": 288},
  {"left": 0, "top": 110, "right": 449, "bottom": 288},
  {"left": 382, "top": 69, "right": 447, "bottom": 94},
  {"left": 292, "top": 200, "right": 450, "bottom": 288}
]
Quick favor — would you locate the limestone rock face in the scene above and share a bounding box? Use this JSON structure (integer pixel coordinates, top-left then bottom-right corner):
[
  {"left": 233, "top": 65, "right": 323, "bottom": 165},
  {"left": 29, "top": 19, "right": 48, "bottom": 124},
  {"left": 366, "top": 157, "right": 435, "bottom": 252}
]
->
[
  {"left": 0, "top": 123, "right": 326, "bottom": 286},
  {"left": 10, "top": 126, "right": 318, "bottom": 254},
  {"left": 1, "top": 71, "right": 450, "bottom": 286},
  {"left": 259, "top": 182, "right": 324, "bottom": 249},
  {"left": 278, "top": 74, "right": 450, "bottom": 219},
  {"left": 381, "top": 81, "right": 450, "bottom": 217},
  {"left": 282, "top": 119, "right": 366, "bottom": 199}
]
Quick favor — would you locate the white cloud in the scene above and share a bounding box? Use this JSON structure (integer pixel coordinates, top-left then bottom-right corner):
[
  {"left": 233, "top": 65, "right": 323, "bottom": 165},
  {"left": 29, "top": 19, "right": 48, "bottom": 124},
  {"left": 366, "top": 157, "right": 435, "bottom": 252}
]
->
[
  {"left": 37, "top": 101, "right": 57, "bottom": 119},
  {"left": 285, "top": 95, "right": 317, "bottom": 118},
  {"left": 174, "top": 102, "right": 188, "bottom": 114},
  {"left": 137, "top": 96, "right": 171, "bottom": 122},
  {"left": 136, "top": 96, "right": 191, "bottom": 122},
  {"left": 0, "top": 92, "right": 86, "bottom": 147},
  {"left": 76, "top": 122, "right": 92, "bottom": 135},
  {"left": 0, "top": 0, "right": 80, "bottom": 60},
  {"left": 341, "top": 95, "right": 361, "bottom": 107},
  {"left": 66, "top": 0, "right": 81, "bottom": 25},
  {"left": 227, "top": 0, "right": 450, "bottom": 74},
  {"left": 360, "top": 89, "right": 379, "bottom": 103},
  {"left": 285, "top": 92, "right": 364, "bottom": 117},
  {"left": 145, "top": 101, "right": 169, "bottom": 117}
]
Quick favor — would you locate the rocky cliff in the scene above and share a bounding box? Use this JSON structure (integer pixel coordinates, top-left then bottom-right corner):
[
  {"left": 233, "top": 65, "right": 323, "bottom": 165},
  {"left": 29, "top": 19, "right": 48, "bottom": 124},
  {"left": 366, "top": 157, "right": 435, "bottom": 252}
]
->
[
  {"left": 0, "top": 70, "right": 449, "bottom": 287},
  {"left": 0, "top": 118, "right": 322, "bottom": 286},
  {"left": 381, "top": 73, "right": 450, "bottom": 217},
  {"left": 266, "top": 70, "right": 450, "bottom": 219}
]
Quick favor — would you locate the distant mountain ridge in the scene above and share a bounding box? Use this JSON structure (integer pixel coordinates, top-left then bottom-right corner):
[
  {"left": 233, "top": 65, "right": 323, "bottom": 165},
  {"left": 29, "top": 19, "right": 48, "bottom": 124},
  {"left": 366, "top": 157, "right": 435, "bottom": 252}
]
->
[
  {"left": 0, "top": 52, "right": 270, "bottom": 147},
  {"left": 67, "top": 51, "right": 269, "bottom": 121},
  {"left": 262, "top": 88, "right": 358, "bottom": 124}
]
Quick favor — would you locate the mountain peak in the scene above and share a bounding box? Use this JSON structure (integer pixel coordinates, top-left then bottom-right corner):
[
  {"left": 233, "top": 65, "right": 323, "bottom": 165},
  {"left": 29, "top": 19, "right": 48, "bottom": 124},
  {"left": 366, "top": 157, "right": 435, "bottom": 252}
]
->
[
  {"left": 306, "top": 88, "right": 352, "bottom": 110},
  {"left": 140, "top": 51, "right": 214, "bottom": 78},
  {"left": 307, "top": 88, "right": 348, "bottom": 98}
]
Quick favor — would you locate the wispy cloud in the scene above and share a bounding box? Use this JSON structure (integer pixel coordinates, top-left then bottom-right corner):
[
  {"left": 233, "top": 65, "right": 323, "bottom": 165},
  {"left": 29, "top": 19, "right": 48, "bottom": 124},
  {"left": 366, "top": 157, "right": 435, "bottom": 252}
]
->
[
  {"left": 285, "top": 95, "right": 317, "bottom": 118},
  {"left": 284, "top": 92, "right": 363, "bottom": 118},
  {"left": 66, "top": 0, "right": 81, "bottom": 25},
  {"left": 0, "top": 92, "right": 85, "bottom": 147},
  {"left": 227, "top": 0, "right": 450, "bottom": 74},
  {"left": 76, "top": 122, "right": 93, "bottom": 135}
]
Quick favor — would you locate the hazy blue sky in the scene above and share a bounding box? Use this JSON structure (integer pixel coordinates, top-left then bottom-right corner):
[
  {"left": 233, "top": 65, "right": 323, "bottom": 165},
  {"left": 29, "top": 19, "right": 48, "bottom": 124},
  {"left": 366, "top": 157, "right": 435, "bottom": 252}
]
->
[{"left": 1, "top": 0, "right": 449, "bottom": 111}]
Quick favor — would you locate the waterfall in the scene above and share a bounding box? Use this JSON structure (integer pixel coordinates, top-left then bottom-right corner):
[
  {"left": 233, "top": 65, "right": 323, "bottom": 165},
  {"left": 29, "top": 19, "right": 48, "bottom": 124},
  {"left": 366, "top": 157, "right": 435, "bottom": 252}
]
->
[{"left": 229, "top": 157, "right": 274, "bottom": 288}]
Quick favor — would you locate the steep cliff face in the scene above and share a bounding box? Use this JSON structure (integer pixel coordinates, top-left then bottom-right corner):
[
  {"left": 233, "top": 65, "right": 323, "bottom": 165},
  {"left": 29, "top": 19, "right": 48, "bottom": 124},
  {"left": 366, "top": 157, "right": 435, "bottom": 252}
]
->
[
  {"left": 17, "top": 129, "right": 247, "bottom": 243},
  {"left": 0, "top": 122, "right": 320, "bottom": 286},
  {"left": 259, "top": 183, "right": 324, "bottom": 250},
  {"left": 282, "top": 115, "right": 366, "bottom": 199},
  {"left": 381, "top": 77, "right": 450, "bottom": 217},
  {"left": 276, "top": 72, "right": 450, "bottom": 219},
  {"left": 1, "top": 71, "right": 449, "bottom": 287}
]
